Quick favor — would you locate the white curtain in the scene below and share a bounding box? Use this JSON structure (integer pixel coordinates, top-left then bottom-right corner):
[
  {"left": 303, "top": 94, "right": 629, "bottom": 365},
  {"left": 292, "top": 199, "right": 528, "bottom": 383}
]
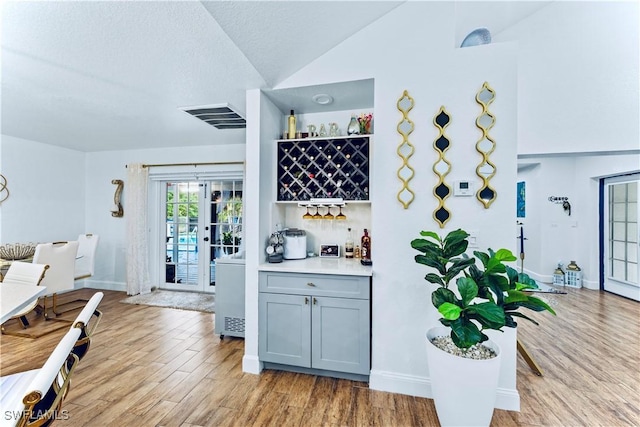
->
[{"left": 125, "top": 163, "right": 152, "bottom": 295}]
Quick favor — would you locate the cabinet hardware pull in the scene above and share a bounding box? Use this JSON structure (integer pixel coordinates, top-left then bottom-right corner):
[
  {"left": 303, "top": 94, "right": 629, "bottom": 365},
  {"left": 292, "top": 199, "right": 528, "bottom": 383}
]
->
[
  {"left": 307, "top": 282, "right": 316, "bottom": 287},
  {"left": 305, "top": 297, "right": 309, "bottom": 304},
  {"left": 313, "top": 298, "right": 317, "bottom": 305}
]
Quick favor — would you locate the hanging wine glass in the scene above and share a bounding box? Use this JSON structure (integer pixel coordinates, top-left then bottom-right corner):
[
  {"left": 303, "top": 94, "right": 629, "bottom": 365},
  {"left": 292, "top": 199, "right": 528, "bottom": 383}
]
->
[
  {"left": 312, "top": 205, "right": 322, "bottom": 220},
  {"left": 323, "top": 205, "right": 335, "bottom": 220},
  {"left": 302, "top": 205, "right": 313, "bottom": 219},
  {"left": 336, "top": 205, "right": 347, "bottom": 220}
]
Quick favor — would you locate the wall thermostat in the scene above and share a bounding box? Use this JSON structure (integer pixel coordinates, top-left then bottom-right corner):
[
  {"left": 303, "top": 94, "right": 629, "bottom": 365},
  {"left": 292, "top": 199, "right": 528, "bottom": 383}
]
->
[{"left": 454, "top": 181, "right": 474, "bottom": 196}]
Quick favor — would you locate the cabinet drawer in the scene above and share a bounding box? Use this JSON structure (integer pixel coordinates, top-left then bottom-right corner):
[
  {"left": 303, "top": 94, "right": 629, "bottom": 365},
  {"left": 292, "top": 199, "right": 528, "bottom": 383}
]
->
[{"left": 259, "top": 271, "right": 370, "bottom": 299}]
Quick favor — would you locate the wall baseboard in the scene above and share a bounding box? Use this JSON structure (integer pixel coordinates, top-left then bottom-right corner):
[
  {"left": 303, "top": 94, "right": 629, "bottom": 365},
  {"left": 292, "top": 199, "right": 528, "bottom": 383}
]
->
[
  {"left": 242, "top": 355, "right": 262, "bottom": 375},
  {"left": 369, "top": 369, "right": 520, "bottom": 411},
  {"left": 79, "top": 280, "right": 126, "bottom": 292},
  {"left": 524, "top": 269, "right": 599, "bottom": 290}
]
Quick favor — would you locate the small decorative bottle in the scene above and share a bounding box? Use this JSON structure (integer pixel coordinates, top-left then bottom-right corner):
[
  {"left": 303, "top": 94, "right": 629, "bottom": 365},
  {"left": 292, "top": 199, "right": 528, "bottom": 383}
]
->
[
  {"left": 347, "top": 115, "right": 359, "bottom": 135},
  {"left": 288, "top": 110, "right": 296, "bottom": 139},
  {"left": 361, "top": 229, "right": 371, "bottom": 260},
  {"left": 345, "top": 228, "right": 354, "bottom": 259},
  {"left": 354, "top": 245, "right": 361, "bottom": 259}
]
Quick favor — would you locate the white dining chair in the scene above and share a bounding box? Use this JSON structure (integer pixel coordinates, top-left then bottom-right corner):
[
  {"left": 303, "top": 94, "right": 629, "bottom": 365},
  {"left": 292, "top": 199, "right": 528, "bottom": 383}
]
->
[
  {"left": 0, "top": 261, "right": 49, "bottom": 331},
  {"left": 0, "top": 328, "right": 81, "bottom": 427},
  {"left": 33, "top": 241, "right": 79, "bottom": 319},
  {"left": 75, "top": 233, "right": 99, "bottom": 281},
  {"left": 70, "top": 291, "right": 104, "bottom": 362}
]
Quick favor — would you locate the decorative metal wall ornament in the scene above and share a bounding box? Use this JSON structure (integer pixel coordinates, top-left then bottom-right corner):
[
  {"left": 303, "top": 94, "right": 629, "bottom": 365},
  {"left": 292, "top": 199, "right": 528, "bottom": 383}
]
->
[
  {"left": 111, "top": 179, "right": 124, "bottom": 217},
  {"left": 0, "top": 174, "right": 9, "bottom": 204},
  {"left": 432, "top": 106, "right": 452, "bottom": 228},
  {"left": 474, "top": 82, "right": 497, "bottom": 208},
  {"left": 396, "top": 90, "right": 416, "bottom": 209}
]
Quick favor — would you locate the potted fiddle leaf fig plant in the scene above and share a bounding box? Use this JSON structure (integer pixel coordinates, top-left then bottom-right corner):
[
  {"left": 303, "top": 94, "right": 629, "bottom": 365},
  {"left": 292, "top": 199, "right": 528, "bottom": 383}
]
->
[{"left": 411, "top": 228, "right": 555, "bottom": 427}]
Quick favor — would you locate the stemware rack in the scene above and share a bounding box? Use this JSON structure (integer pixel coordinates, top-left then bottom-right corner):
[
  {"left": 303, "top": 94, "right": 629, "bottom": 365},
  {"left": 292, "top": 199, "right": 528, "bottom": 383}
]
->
[{"left": 277, "top": 135, "right": 370, "bottom": 202}]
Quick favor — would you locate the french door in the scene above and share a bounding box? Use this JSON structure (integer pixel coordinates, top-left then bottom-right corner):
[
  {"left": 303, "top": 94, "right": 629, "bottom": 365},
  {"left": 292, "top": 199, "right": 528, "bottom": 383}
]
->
[
  {"left": 162, "top": 179, "right": 243, "bottom": 293},
  {"left": 603, "top": 173, "right": 639, "bottom": 301}
]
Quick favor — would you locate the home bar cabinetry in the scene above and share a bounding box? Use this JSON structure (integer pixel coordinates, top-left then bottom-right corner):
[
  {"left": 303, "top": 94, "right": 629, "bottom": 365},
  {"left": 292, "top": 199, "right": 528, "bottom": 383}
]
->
[{"left": 258, "top": 265, "right": 371, "bottom": 380}]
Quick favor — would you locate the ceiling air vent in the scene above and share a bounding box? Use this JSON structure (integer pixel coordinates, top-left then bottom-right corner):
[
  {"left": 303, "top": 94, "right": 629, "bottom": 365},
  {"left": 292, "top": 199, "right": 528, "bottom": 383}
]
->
[{"left": 181, "top": 103, "right": 246, "bottom": 129}]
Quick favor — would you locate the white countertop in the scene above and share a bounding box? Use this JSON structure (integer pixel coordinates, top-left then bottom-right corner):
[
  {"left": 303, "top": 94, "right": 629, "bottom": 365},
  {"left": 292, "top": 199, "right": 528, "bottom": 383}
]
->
[{"left": 258, "top": 257, "right": 372, "bottom": 277}]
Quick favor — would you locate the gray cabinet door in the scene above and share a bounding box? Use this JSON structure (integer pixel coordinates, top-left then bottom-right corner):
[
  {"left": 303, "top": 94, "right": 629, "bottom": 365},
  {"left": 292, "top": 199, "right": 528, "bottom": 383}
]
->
[
  {"left": 311, "top": 296, "right": 370, "bottom": 375},
  {"left": 259, "top": 292, "right": 311, "bottom": 367}
]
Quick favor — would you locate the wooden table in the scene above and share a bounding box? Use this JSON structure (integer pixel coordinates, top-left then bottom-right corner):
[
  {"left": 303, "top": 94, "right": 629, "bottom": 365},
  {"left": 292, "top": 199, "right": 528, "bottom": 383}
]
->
[{"left": 0, "top": 283, "right": 47, "bottom": 324}]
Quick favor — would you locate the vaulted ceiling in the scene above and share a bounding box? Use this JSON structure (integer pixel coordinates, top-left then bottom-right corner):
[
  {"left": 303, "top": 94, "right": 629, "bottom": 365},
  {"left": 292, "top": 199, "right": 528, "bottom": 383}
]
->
[{"left": 0, "top": 1, "right": 551, "bottom": 152}]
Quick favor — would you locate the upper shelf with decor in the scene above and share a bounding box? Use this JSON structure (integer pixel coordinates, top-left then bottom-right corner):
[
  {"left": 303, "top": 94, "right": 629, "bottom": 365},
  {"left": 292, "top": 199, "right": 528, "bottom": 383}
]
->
[{"left": 276, "top": 135, "right": 371, "bottom": 202}]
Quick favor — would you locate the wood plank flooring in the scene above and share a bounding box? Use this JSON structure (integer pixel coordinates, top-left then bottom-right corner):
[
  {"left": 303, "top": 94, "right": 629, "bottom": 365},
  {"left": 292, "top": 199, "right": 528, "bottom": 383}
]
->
[{"left": 1, "top": 287, "right": 638, "bottom": 426}]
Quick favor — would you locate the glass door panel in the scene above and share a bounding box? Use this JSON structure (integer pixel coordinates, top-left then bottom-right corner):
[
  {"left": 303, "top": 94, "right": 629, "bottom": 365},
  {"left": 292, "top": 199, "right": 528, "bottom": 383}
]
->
[
  {"left": 165, "top": 182, "right": 207, "bottom": 291},
  {"left": 604, "top": 174, "right": 639, "bottom": 301},
  {"left": 208, "top": 180, "right": 243, "bottom": 288}
]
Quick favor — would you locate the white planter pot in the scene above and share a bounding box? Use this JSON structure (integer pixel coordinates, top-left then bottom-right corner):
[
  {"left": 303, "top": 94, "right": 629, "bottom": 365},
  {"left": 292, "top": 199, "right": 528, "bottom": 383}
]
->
[{"left": 426, "top": 326, "right": 502, "bottom": 427}]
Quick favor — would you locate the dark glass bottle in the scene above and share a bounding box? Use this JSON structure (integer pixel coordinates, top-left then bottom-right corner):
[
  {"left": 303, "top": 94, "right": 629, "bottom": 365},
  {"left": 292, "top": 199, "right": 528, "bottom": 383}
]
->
[{"left": 361, "top": 229, "right": 371, "bottom": 260}]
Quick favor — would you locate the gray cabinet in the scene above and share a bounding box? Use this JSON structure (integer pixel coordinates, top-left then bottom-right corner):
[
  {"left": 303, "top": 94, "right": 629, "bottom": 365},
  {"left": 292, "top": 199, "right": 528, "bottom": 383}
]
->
[
  {"left": 215, "top": 262, "right": 245, "bottom": 338},
  {"left": 258, "top": 271, "right": 370, "bottom": 377}
]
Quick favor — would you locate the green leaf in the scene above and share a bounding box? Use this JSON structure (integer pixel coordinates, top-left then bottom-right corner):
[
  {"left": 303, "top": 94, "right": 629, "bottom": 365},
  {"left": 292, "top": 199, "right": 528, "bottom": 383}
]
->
[
  {"left": 414, "top": 254, "right": 445, "bottom": 275},
  {"left": 495, "top": 248, "right": 517, "bottom": 262},
  {"left": 443, "top": 239, "right": 469, "bottom": 258},
  {"left": 419, "top": 230, "right": 442, "bottom": 242},
  {"left": 467, "top": 302, "right": 505, "bottom": 329},
  {"left": 450, "top": 318, "right": 485, "bottom": 348},
  {"left": 524, "top": 295, "right": 556, "bottom": 315},
  {"left": 473, "top": 251, "right": 490, "bottom": 268},
  {"left": 432, "top": 287, "right": 456, "bottom": 308},
  {"left": 443, "top": 229, "right": 469, "bottom": 247},
  {"left": 505, "top": 290, "right": 530, "bottom": 303},
  {"left": 424, "top": 273, "right": 444, "bottom": 287},
  {"left": 438, "top": 302, "right": 461, "bottom": 320},
  {"left": 457, "top": 277, "right": 478, "bottom": 306},
  {"left": 410, "top": 238, "right": 439, "bottom": 253}
]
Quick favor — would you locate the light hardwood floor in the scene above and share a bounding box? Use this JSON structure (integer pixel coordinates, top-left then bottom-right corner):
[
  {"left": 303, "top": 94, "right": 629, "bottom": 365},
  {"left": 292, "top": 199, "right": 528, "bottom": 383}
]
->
[{"left": 1, "top": 287, "right": 638, "bottom": 426}]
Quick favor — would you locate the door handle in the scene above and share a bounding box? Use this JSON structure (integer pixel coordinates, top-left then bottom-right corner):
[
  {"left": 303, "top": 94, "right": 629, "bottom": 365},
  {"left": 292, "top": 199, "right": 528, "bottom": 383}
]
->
[
  {"left": 313, "top": 297, "right": 317, "bottom": 305},
  {"left": 305, "top": 297, "right": 309, "bottom": 305},
  {"left": 203, "top": 237, "right": 209, "bottom": 242}
]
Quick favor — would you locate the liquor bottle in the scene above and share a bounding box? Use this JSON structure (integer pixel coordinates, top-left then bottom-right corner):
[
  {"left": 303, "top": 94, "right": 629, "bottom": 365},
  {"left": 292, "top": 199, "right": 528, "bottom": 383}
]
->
[
  {"left": 288, "top": 110, "right": 296, "bottom": 139},
  {"left": 345, "top": 228, "right": 354, "bottom": 259},
  {"left": 361, "top": 229, "right": 371, "bottom": 260},
  {"left": 354, "top": 245, "right": 361, "bottom": 259}
]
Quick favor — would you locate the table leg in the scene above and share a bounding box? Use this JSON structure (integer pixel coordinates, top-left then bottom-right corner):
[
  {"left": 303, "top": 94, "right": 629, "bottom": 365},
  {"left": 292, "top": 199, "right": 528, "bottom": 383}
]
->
[{"left": 517, "top": 338, "right": 543, "bottom": 376}]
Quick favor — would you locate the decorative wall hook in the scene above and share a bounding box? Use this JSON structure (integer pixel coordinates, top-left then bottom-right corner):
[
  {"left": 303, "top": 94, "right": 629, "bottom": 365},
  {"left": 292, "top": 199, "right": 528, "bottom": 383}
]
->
[
  {"left": 0, "top": 174, "right": 9, "bottom": 204},
  {"left": 111, "top": 179, "right": 124, "bottom": 217}
]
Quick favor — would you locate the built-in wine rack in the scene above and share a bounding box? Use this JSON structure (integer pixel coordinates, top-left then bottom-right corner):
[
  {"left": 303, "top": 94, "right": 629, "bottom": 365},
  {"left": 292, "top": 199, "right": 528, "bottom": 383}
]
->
[{"left": 277, "top": 136, "right": 370, "bottom": 201}]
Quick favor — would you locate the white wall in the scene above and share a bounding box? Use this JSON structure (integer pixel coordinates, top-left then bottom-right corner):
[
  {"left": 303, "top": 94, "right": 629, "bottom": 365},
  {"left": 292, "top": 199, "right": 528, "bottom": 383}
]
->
[
  {"left": 270, "top": 2, "right": 520, "bottom": 409},
  {"left": 0, "top": 135, "right": 85, "bottom": 243},
  {"left": 495, "top": 1, "right": 639, "bottom": 155}
]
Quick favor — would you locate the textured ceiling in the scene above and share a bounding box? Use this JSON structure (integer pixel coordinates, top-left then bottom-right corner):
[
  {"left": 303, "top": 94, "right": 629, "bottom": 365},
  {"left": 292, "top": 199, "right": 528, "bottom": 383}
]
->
[{"left": 0, "top": 1, "right": 551, "bottom": 153}]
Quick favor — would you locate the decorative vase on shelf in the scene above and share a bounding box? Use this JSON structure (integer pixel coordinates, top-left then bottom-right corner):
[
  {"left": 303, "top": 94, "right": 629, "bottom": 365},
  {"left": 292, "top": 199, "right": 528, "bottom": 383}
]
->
[{"left": 347, "top": 115, "right": 360, "bottom": 135}]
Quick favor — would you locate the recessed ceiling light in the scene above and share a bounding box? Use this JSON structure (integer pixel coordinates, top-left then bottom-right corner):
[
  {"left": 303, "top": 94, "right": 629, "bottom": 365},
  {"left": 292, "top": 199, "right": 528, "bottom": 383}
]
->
[{"left": 312, "top": 94, "right": 334, "bottom": 105}]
